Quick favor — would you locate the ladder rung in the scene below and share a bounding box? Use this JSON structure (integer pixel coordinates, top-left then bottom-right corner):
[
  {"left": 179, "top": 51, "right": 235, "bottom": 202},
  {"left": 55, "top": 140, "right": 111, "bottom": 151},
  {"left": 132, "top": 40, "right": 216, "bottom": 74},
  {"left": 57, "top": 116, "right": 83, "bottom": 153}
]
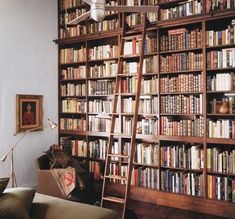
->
[
  {"left": 103, "top": 196, "right": 125, "bottom": 204},
  {"left": 108, "top": 153, "right": 129, "bottom": 159},
  {"left": 105, "top": 175, "right": 127, "bottom": 181}
]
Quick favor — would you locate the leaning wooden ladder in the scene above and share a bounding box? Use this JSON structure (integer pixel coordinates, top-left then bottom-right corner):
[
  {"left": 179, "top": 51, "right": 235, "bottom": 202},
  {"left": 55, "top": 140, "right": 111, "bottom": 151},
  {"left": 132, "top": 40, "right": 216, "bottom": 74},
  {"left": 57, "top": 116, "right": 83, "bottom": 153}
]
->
[{"left": 101, "top": 15, "right": 147, "bottom": 219}]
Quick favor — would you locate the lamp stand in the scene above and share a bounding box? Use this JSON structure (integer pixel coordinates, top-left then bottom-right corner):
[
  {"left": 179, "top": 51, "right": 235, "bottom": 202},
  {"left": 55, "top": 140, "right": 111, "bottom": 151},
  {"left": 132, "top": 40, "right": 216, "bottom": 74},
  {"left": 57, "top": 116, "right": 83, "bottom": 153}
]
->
[
  {"left": 10, "top": 149, "right": 17, "bottom": 188},
  {"left": 0, "top": 118, "right": 57, "bottom": 188}
]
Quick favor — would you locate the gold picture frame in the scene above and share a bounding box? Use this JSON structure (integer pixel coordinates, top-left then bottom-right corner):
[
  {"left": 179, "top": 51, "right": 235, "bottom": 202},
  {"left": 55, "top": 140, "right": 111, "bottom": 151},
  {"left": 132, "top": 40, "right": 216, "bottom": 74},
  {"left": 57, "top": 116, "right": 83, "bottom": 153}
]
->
[{"left": 16, "top": 94, "right": 43, "bottom": 134}]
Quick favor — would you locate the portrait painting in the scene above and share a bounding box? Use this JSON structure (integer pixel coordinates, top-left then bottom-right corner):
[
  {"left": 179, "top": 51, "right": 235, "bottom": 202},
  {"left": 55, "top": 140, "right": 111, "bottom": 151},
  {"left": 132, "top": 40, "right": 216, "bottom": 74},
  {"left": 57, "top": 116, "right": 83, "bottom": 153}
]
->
[{"left": 16, "top": 95, "right": 43, "bottom": 133}]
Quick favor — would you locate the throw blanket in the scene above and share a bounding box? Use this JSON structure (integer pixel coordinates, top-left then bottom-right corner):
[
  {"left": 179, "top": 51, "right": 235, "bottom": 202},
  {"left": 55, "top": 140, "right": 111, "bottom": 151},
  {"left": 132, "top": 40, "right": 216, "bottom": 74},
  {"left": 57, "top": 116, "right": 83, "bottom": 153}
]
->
[{"left": 51, "top": 167, "right": 76, "bottom": 198}]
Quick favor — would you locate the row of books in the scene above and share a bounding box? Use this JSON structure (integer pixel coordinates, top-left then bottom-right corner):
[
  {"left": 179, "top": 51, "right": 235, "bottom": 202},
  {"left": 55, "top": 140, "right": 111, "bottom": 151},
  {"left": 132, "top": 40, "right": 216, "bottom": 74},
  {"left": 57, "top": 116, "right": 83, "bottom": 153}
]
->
[
  {"left": 207, "top": 147, "right": 235, "bottom": 174},
  {"left": 124, "top": 37, "right": 142, "bottom": 56},
  {"left": 159, "top": 0, "right": 202, "bottom": 20},
  {"left": 120, "top": 77, "right": 137, "bottom": 93},
  {"left": 71, "top": 139, "right": 87, "bottom": 157},
  {"left": 60, "top": 8, "right": 86, "bottom": 25},
  {"left": 123, "top": 61, "right": 139, "bottom": 74},
  {"left": 60, "top": 0, "right": 82, "bottom": 10},
  {"left": 89, "top": 139, "right": 107, "bottom": 160},
  {"left": 89, "top": 161, "right": 103, "bottom": 180},
  {"left": 126, "top": 13, "right": 143, "bottom": 27},
  {"left": 206, "top": 22, "right": 235, "bottom": 47},
  {"left": 207, "top": 175, "right": 235, "bottom": 202},
  {"left": 160, "top": 28, "right": 202, "bottom": 52},
  {"left": 160, "top": 52, "right": 203, "bottom": 72},
  {"left": 61, "top": 66, "right": 86, "bottom": 80},
  {"left": 124, "top": 117, "right": 158, "bottom": 135},
  {"left": 141, "top": 76, "right": 159, "bottom": 94},
  {"left": 88, "top": 99, "right": 113, "bottom": 114},
  {"left": 59, "top": 25, "right": 86, "bottom": 39},
  {"left": 136, "top": 143, "right": 159, "bottom": 165},
  {"left": 61, "top": 99, "right": 86, "bottom": 113},
  {"left": 87, "top": 19, "right": 119, "bottom": 34},
  {"left": 161, "top": 145, "right": 204, "bottom": 170},
  {"left": 160, "top": 73, "right": 203, "bottom": 93},
  {"left": 60, "top": 83, "right": 86, "bottom": 97},
  {"left": 206, "top": 0, "right": 235, "bottom": 12},
  {"left": 160, "top": 94, "right": 203, "bottom": 114},
  {"left": 88, "top": 44, "right": 118, "bottom": 60},
  {"left": 60, "top": 47, "right": 86, "bottom": 64},
  {"left": 139, "top": 96, "right": 159, "bottom": 114},
  {"left": 207, "top": 48, "right": 235, "bottom": 69},
  {"left": 161, "top": 170, "right": 203, "bottom": 197},
  {"left": 88, "top": 116, "right": 112, "bottom": 132},
  {"left": 143, "top": 56, "right": 158, "bottom": 74},
  {"left": 145, "top": 37, "right": 158, "bottom": 54},
  {"left": 209, "top": 97, "right": 235, "bottom": 114},
  {"left": 147, "top": 12, "right": 158, "bottom": 23},
  {"left": 160, "top": 116, "right": 204, "bottom": 137},
  {"left": 89, "top": 61, "right": 117, "bottom": 78},
  {"left": 60, "top": 117, "right": 87, "bottom": 131},
  {"left": 207, "top": 119, "right": 235, "bottom": 139},
  {"left": 132, "top": 167, "right": 159, "bottom": 189},
  {"left": 88, "top": 80, "right": 115, "bottom": 95},
  {"left": 207, "top": 73, "right": 235, "bottom": 91}
]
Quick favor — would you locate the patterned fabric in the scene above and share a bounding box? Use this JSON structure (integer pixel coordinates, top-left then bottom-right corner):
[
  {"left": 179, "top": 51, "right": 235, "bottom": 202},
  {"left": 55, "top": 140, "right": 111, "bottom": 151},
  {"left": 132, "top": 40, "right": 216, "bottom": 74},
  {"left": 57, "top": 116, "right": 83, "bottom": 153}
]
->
[{"left": 50, "top": 167, "right": 76, "bottom": 197}]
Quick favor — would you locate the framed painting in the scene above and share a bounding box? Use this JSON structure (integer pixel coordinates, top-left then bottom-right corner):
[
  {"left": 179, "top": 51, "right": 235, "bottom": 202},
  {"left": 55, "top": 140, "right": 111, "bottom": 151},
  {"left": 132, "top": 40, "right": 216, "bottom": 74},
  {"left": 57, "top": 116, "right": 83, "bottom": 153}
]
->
[{"left": 16, "top": 94, "right": 43, "bottom": 133}]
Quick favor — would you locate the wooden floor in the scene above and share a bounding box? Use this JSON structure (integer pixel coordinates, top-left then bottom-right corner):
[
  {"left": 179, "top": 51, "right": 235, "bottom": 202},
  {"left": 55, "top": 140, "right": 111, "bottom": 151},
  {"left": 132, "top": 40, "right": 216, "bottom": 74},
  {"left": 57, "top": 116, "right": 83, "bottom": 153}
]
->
[{"left": 114, "top": 200, "right": 232, "bottom": 219}]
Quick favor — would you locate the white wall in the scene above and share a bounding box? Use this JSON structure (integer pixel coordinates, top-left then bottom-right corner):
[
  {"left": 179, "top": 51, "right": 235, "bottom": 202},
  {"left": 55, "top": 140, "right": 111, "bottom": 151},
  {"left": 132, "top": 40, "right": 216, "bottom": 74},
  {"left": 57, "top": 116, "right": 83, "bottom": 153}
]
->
[{"left": 0, "top": 0, "right": 58, "bottom": 187}]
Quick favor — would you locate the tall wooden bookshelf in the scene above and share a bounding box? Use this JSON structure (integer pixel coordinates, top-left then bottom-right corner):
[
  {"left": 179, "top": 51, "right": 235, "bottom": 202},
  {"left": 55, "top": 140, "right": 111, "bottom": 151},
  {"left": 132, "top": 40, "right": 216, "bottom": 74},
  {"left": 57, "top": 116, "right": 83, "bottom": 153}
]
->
[{"left": 57, "top": 0, "right": 235, "bottom": 217}]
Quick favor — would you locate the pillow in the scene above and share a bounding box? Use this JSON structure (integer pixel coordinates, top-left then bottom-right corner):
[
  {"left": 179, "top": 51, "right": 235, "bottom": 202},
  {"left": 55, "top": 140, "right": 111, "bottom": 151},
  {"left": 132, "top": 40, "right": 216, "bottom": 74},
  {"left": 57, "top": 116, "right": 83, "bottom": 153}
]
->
[
  {"left": 0, "top": 177, "right": 10, "bottom": 195},
  {"left": 0, "top": 187, "right": 35, "bottom": 219}
]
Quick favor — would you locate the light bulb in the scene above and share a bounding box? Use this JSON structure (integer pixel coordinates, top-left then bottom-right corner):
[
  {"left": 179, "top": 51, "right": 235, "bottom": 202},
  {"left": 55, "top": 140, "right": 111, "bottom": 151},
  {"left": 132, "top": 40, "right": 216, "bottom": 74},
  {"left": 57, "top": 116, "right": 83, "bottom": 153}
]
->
[{"left": 91, "top": 2, "right": 105, "bottom": 22}]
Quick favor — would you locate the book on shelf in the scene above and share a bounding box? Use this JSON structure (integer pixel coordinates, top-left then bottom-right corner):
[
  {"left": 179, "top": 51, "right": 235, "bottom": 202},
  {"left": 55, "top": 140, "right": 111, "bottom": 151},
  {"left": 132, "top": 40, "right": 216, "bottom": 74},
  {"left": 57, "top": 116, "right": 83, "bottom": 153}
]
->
[
  {"left": 160, "top": 73, "right": 203, "bottom": 93},
  {"left": 160, "top": 52, "right": 202, "bottom": 72},
  {"left": 132, "top": 167, "right": 159, "bottom": 189},
  {"left": 60, "top": 47, "right": 86, "bottom": 64},
  {"left": 88, "top": 44, "right": 118, "bottom": 60},
  {"left": 160, "top": 0, "right": 202, "bottom": 20},
  {"left": 126, "top": 13, "right": 143, "bottom": 26},
  {"left": 160, "top": 94, "right": 203, "bottom": 114},
  {"left": 208, "top": 175, "right": 234, "bottom": 202},
  {"left": 89, "top": 161, "right": 103, "bottom": 180},
  {"left": 207, "top": 72, "right": 235, "bottom": 91},
  {"left": 207, "top": 48, "right": 235, "bottom": 69},
  {"left": 161, "top": 144, "right": 204, "bottom": 170},
  {"left": 89, "top": 61, "right": 118, "bottom": 78},
  {"left": 87, "top": 18, "right": 119, "bottom": 34},
  {"left": 161, "top": 170, "right": 203, "bottom": 197},
  {"left": 206, "top": 0, "right": 235, "bottom": 12},
  {"left": 124, "top": 37, "right": 142, "bottom": 56},
  {"left": 207, "top": 147, "right": 235, "bottom": 174},
  {"left": 71, "top": 139, "right": 87, "bottom": 157},
  {"left": 61, "top": 66, "right": 86, "bottom": 80},
  {"left": 206, "top": 23, "right": 235, "bottom": 47},
  {"left": 61, "top": 99, "right": 86, "bottom": 113},
  {"left": 88, "top": 80, "right": 115, "bottom": 95},
  {"left": 143, "top": 56, "right": 158, "bottom": 74},
  {"left": 160, "top": 28, "right": 202, "bottom": 52},
  {"left": 207, "top": 119, "right": 235, "bottom": 139},
  {"left": 89, "top": 99, "right": 113, "bottom": 114},
  {"left": 135, "top": 143, "right": 159, "bottom": 165},
  {"left": 89, "top": 139, "right": 107, "bottom": 160},
  {"left": 160, "top": 116, "right": 204, "bottom": 137},
  {"left": 61, "top": 83, "right": 86, "bottom": 97},
  {"left": 60, "top": 117, "right": 87, "bottom": 131}
]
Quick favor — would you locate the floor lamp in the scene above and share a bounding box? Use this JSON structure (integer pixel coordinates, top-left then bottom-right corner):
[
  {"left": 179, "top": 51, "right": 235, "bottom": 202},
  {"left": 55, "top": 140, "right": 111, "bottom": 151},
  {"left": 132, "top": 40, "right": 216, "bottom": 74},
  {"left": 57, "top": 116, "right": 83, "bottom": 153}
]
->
[{"left": 0, "top": 118, "right": 57, "bottom": 188}]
